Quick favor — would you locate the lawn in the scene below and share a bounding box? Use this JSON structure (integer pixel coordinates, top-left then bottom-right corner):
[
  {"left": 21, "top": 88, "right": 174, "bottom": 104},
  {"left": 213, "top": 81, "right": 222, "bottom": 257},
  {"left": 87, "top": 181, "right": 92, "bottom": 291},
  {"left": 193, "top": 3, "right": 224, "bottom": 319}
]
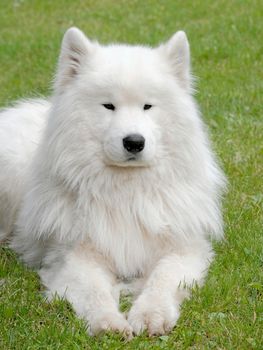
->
[{"left": 0, "top": 0, "right": 262, "bottom": 349}]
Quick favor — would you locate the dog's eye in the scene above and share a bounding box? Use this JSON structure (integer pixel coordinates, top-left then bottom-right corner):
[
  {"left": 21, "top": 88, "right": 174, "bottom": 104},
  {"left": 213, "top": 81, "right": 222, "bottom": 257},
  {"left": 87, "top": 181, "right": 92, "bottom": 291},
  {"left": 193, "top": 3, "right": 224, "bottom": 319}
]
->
[
  {"left": 103, "top": 103, "right": 115, "bottom": 111},
  {"left": 144, "top": 104, "right": 152, "bottom": 110}
]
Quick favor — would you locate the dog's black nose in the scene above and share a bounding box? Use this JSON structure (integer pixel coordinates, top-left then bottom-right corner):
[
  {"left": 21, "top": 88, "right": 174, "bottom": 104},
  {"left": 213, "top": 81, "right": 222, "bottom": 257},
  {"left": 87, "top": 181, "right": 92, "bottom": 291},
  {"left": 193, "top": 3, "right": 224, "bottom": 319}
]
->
[{"left": 123, "top": 134, "right": 145, "bottom": 154}]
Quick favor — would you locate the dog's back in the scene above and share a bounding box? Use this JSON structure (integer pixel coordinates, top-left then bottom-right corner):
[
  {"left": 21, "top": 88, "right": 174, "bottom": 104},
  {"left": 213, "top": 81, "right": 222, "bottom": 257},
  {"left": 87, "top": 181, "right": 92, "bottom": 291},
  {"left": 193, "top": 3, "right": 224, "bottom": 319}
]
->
[{"left": 0, "top": 99, "right": 49, "bottom": 239}]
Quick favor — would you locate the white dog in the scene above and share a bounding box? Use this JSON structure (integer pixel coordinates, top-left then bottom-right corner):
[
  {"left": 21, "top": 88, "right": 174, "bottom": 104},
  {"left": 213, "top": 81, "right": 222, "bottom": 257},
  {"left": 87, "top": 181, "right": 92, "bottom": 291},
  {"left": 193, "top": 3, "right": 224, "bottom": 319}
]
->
[{"left": 0, "top": 28, "right": 225, "bottom": 337}]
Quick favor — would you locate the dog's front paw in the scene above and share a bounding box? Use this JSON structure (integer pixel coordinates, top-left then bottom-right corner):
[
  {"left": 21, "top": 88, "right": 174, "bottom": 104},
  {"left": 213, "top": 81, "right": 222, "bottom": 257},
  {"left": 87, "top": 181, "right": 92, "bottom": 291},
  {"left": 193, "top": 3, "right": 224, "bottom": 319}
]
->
[
  {"left": 89, "top": 311, "right": 133, "bottom": 339},
  {"left": 128, "top": 294, "right": 179, "bottom": 336}
]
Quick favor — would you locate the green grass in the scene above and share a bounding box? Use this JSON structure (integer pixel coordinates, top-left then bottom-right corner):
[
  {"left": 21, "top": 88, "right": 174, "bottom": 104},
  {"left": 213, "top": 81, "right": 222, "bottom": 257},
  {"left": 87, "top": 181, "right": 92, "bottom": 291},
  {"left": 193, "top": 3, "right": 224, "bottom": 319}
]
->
[{"left": 0, "top": 0, "right": 262, "bottom": 349}]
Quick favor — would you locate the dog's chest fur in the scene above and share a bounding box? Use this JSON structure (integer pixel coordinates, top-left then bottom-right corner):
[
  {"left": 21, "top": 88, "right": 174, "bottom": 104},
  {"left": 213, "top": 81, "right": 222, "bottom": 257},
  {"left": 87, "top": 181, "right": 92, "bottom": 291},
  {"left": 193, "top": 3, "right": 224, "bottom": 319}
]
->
[{"left": 78, "top": 173, "right": 174, "bottom": 277}]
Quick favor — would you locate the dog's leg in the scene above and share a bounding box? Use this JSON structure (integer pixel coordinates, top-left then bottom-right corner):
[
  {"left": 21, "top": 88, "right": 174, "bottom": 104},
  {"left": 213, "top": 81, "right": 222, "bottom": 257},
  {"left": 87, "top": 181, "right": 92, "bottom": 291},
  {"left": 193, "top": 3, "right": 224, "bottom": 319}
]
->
[
  {"left": 39, "top": 244, "right": 133, "bottom": 338},
  {"left": 128, "top": 240, "right": 213, "bottom": 336}
]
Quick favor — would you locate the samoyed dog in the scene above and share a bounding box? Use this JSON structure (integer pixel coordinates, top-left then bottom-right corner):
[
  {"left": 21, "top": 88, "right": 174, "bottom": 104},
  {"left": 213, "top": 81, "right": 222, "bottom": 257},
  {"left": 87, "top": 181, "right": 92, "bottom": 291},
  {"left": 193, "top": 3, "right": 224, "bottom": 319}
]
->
[{"left": 0, "top": 28, "right": 225, "bottom": 337}]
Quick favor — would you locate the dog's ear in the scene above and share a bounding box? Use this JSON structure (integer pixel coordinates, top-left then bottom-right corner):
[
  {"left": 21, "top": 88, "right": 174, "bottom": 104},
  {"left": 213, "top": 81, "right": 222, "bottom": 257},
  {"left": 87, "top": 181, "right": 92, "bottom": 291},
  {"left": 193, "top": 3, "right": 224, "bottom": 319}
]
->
[
  {"left": 159, "top": 31, "right": 192, "bottom": 91},
  {"left": 55, "top": 27, "right": 93, "bottom": 93}
]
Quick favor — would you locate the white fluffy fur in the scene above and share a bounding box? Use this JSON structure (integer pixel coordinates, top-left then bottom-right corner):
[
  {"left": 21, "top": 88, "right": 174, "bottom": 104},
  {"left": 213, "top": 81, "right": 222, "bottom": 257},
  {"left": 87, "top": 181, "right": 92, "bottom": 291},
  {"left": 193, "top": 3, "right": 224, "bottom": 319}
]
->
[{"left": 0, "top": 28, "right": 225, "bottom": 337}]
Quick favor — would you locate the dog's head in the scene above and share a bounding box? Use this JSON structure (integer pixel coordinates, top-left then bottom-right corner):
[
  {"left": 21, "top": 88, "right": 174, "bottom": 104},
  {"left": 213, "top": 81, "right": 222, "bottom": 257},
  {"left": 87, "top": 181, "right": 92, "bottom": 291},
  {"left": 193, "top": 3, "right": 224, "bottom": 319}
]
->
[{"left": 51, "top": 28, "right": 195, "bottom": 171}]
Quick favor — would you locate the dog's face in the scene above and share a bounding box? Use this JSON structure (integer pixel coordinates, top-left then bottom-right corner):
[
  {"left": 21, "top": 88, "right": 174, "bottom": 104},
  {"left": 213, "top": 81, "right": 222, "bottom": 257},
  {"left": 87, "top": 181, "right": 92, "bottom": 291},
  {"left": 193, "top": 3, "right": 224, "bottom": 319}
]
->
[
  {"left": 53, "top": 28, "right": 193, "bottom": 170},
  {"left": 78, "top": 49, "right": 164, "bottom": 167}
]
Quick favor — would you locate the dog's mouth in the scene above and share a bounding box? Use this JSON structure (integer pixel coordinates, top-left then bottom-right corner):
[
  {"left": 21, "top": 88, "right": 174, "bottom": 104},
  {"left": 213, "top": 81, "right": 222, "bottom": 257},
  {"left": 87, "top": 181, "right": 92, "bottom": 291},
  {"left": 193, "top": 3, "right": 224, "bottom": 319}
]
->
[
  {"left": 103, "top": 148, "right": 153, "bottom": 169},
  {"left": 110, "top": 160, "right": 148, "bottom": 168},
  {"left": 127, "top": 156, "right": 137, "bottom": 161},
  {"left": 105, "top": 156, "right": 150, "bottom": 168}
]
